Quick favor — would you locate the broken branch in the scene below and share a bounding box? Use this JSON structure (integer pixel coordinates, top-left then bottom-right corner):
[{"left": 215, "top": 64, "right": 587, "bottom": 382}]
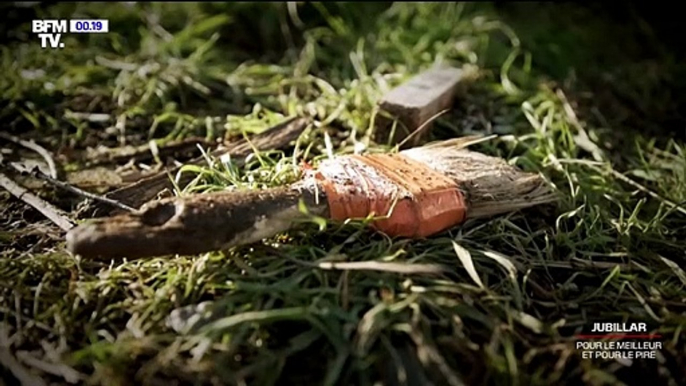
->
[
  {"left": 0, "top": 170, "right": 74, "bottom": 232},
  {"left": 84, "top": 116, "right": 310, "bottom": 215},
  {"left": 82, "top": 136, "right": 214, "bottom": 167},
  {"left": 0, "top": 132, "right": 58, "bottom": 178},
  {"left": 67, "top": 185, "right": 327, "bottom": 259},
  {"left": 8, "top": 162, "right": 136, "bottom": 212}
]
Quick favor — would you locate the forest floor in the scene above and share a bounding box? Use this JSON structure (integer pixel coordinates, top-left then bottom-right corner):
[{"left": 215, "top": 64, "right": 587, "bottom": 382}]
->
[{"left": 1, "top": 3, "right": 685, "bottom": 385}]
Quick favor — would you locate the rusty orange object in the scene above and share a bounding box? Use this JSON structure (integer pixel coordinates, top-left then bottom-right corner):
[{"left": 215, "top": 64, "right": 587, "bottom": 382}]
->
[{"left": 311, "top": 153, "right": 467, "bottom": 238}]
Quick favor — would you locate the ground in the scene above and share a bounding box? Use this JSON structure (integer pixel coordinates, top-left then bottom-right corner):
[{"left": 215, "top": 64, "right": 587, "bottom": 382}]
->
[{"left": 1, "top": 2, "right": 685, "bottom": 386}]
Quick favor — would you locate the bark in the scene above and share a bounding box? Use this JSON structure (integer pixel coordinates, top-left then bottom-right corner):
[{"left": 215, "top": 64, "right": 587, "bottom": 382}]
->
[{"left": 67, "top": 184, "right": 328, "bottom": 260}]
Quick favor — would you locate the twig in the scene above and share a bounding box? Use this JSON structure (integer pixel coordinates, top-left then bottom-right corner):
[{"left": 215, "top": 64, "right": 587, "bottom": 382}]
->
[
  {"left": 8, "top": 162, "right": 136, "bottom": 212},
  {"left": 0, "top": 132, "right": 58, "bottom": 179},
  {"left": 82, "top": 136, "right": 213, "bottom": 167},
  {"left": 0, "top": 347, "right": 48, "bottom": 386},
  {"left": 90, "top": 116, "right": 310, "bottom": 214},
  {"left": 0, "top": 171, "right": 74, "bottom": 232}
]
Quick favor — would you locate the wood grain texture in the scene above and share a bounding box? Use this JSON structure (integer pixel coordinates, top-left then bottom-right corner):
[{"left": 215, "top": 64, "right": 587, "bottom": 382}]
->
[
  {"left": 374, "top": 66, "right": 464, "bottom": 147},
  {"left": 67, "top": 185, "right": 327, "bottom": 260}
]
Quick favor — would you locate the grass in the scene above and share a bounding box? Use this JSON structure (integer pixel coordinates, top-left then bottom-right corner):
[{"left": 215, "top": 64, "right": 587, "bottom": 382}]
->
[{"left": 1, "top": 2, "right": 685, "bottom": 385}]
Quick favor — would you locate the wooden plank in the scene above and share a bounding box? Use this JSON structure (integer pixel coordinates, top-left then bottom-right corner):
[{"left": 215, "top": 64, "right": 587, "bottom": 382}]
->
[{"left": 374, "top": 66, "right": 464, "bottom": 147}]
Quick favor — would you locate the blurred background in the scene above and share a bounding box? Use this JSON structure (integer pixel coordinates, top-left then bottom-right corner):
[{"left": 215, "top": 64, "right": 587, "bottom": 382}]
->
[{"left": 2, "top": 2, "right": 685, "bottom": 144}]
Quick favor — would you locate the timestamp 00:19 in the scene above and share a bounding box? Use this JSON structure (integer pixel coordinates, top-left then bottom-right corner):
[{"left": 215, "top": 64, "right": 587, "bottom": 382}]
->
[{"left": 69, "top": 19, "right": 109, "bottom": 33}]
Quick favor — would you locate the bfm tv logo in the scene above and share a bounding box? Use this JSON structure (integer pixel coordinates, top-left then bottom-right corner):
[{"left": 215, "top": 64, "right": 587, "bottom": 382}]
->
[{"left": 32, "top": 20, "right": 66, "bottom": 48}]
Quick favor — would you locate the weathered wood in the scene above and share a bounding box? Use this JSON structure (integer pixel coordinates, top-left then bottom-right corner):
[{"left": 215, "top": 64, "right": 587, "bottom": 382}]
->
[
  {"left": 81, "top": 117, "right": 310, "bottom": 217},
  {"left": 0, "top": 132, "right": 59, "bottom": 178},
  {"left": 374, "top": 66, "right": 464, "bottom": 148},
  {"left": 67, "top": 185, "right": 328, "bottom": 260},
  {"left": 0, "top": 170, "right": 74, "bottom": 232},
  {"left": 7, "top": 162, "right": 136, "bottom": 212},
  {"left": 82, "top": 136, "right": 213, "bottom": 166}
]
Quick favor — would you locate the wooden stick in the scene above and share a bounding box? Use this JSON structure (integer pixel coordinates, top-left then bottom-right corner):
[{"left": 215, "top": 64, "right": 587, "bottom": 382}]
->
[
  {"left": 66, "top": 137, "right": 557, "bottom": 260},
  {"left": 0, "top": 132, "right": 58, "bottom": 179},
  {"left": 0, "top": 171, "right": 74, "bottom": 232},
  {"left": 7, "top": 162, "right": 136, "bottom": 212},
  {"left": 82, "top": 136, "right": 213, "bottom": 166},
  {"left": 67, "top": 185, "right": 327, "bottom": 260},
  {"left": 374, "top": 66, "right": 465, "bottom": 148},
  {"left": 83, "top": 117, "right": 310, "bottom": 215}
]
